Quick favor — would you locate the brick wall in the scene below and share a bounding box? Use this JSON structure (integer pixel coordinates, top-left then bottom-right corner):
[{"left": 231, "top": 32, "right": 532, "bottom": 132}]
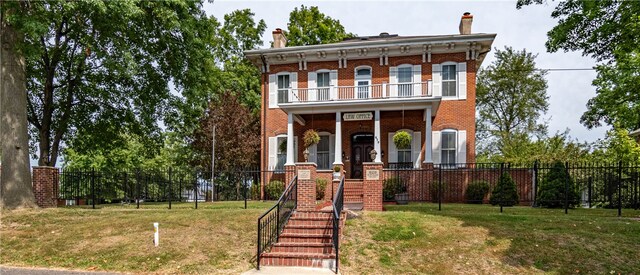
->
[
  {"left": 363, "top": 163, "right": 383, "bottom": 211},
  {"left": 295, "top": 163, "right": 317, "bottom": 211},
  {"left": 32, "top": 166, "right": 59, "bottom": 208},
  {"left": 261, "top": 52, "right": 477, "bottom": 174}
]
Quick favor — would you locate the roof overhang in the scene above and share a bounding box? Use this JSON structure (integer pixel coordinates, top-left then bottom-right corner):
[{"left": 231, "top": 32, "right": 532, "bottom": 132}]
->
[{"left": 278, "top": 96, "right": 441, "bottom": 115}]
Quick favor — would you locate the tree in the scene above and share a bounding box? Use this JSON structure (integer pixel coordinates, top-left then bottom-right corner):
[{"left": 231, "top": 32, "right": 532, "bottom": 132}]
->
[
  {"left": 481, "top": 130, "right": 591, "bottom": 164},
  {"left": 6, "top": 0, "right": 219, "bottom": 167},
  {"left": 537, "top": 161, "right": 579, "bottom": 208},
  {"left": 490, "top": 172, "right": 519, "bottom": 207},
  {"left": 1, "top": 1, "right": 37, "bottom": 209},
  {"left": 517, "top": 0, "right": 640, "bottom": 131},
  {"left": 191, "top": 91, "right": 260, "bottom": 171},
  {"left": 591, "top": 126, "right": 640, "bottom": 164},
  {"left": 476, "top": 46, "right": 549, "bottom": 157},
  {"left": 285, "top": 5, "right": 355, "bottom": 46}
]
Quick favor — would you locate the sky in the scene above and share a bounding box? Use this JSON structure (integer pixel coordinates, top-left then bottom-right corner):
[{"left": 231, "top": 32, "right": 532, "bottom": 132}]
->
[{"left": 204, "top": 0, "right": 609, "bottom": 143}]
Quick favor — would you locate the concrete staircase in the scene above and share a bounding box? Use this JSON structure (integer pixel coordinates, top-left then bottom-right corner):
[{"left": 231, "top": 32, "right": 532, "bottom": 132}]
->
[{"left": 260, "top": 210, "right": 343, "bottom": 268}]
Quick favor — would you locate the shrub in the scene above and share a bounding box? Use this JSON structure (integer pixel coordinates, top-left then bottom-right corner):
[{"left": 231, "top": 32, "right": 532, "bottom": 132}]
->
[
  {"left": 316, "top": 178, "right": 327, "bottom": 200},
  {"left": 490, "top": 172, "right": 519, "bottom": 206},
  {"left": 333, "top": 165, "right": 341, "bottom": 172},
  {"left": 265, "top": 180, "right": 285, "bottom": 200},
  {"left": 383, "top": 177, "right": 406, "bottom": 201},
  {"left": 250, "top": 183, "right": 260, "bottom": 200},
  {"left": 429, "top": 181, "right": 446, "bottom": 202},
  {"left": 537, "top": 161, "right": 579, "bottom": 208},
  {"left": 393, "top": 131, "right": 412, "bottom": 149},
  {"left": 303, "top": 129, "right": 320, "bottom": 148},
  {"left": 465, "top": 180, "right": 490, "bottom": 204}
]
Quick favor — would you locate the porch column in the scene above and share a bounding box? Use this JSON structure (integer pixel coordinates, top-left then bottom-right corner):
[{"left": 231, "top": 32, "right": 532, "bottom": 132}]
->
[
  {"left": 424, "top": 107, "right": 433, "bottom": 163},
  {"left": 374, "top": 109, "right": 382, "bottom": 163},
  {"left": 286, "top": 112, "right": 295, "bottom": 165},
  {"left": 334, "top": 112, "right": 343, "bottom": 165}
]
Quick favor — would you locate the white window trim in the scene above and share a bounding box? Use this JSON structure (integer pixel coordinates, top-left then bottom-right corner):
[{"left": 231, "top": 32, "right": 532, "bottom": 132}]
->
[
  {"left": 315, "top": 131, "right": 332, "bottom": 171},
  {"left": 275, "top": 134, "right": 288, "bottom": 171},
  {"left": 276, "top": 72, "right": 292, "bottom": 104},
  {"left": 396, "top": 64, "right": 413, "bottom": 83},
  {"left": 440, "top": 61, "right": 458, "bottom": 100},
  {"left": 354, "top": 66, "right": 372, "bottom": 99},
  {"left": 440, "top": 129, "right": 457, "bottom": 166}
]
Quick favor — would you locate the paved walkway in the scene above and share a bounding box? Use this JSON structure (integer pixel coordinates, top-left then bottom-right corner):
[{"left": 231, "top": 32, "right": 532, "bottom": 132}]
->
[
  {"left": 0, "top": 266, "right": 124, "bottom": 275},
  {"left": 242, "top": 266, "right": 338, "bottom": 275}
]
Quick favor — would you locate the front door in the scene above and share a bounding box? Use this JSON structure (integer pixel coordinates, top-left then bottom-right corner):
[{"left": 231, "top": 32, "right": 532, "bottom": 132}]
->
[{"left": 351, "top": 133, "right": 374, "bottom": 179}]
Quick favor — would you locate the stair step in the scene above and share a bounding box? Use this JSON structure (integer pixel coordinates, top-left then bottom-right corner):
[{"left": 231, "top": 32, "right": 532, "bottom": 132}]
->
[
  {"left": 271, "top": 243, "right": 335, "bottom": 254},
  {"left": 262, "top": 252, "right": 336, "bottom": 259},
  {"left": 282, "top": 227, "right": 334, "bottom": 235},
  {"left": 260, "top": 252, "right": 336, "bottom": 268},
  {"left": 278, "top": 233, "right": 333, "bottom": 243}
]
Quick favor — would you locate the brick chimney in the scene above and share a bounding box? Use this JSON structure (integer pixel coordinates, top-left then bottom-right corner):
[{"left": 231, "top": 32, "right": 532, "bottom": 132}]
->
[
  {"left": 272, "top": 28, "right": 287, "bottom": 48},
  {"left": 459, "top": 12, "right": 473, "bottom": 35}
]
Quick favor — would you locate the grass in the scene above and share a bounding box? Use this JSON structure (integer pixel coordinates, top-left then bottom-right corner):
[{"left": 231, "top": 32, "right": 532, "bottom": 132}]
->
[
  {"left": 340, "top": 203, "right": 640, "bottom": 275},
  {"left": 0, "top": 201, "right": 273, "bottom": 274}
]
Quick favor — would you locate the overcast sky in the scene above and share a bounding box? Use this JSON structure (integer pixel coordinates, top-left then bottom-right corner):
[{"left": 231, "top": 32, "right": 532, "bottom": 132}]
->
[{"left": 205, "top": 0, "right": 608, "bottom": 143}]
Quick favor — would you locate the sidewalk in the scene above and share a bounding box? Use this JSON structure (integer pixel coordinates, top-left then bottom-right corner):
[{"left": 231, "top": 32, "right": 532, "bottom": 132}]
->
[{"left": 242, "top": 266, "right": 339, "bottom": 275}]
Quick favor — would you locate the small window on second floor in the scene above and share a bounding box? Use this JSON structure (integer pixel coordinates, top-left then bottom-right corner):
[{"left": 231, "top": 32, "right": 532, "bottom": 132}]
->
[
  {"left": 277, "top": 74, "right": 290, "bottom": 103},
  {"left": 317, "top": 72, "right": 330, "bottom": 87},
  {"left": 356, "top": 68, "right": 371, "bottom": 77},
  {"left": 442, "top": 64, "right": 457, "bottom": 97}
]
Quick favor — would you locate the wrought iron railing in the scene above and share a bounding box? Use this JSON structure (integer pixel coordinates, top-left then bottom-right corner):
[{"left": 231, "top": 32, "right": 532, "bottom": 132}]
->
[
  {"left": 256, "top": 175, "right": 298, "bottom": 270},
  {"left": 331, "top": 176, "right": 345, "bottom": 274}
]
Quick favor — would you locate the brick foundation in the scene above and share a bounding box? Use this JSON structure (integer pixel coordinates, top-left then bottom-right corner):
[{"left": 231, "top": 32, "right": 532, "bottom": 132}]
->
[
  {"left": 363, "top": 162, "right": 383, "bottom": 211},
  {"left": 32, "top": 166, "right": 59, "bottom": 208},
  {"left": 295, "top": 163, "right": 317, "bottom": 211}
]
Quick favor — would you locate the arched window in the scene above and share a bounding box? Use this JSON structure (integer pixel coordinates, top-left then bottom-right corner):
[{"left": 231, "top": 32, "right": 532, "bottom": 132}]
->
[
  {"left": 397, "top": 64, "right": 413, "bottom": 97},
  {"left": 441, "top": 62, "right": 457, "bottom": 97},
  {"left": 355, "top": 66, "right": 372, "bottom": 99}
]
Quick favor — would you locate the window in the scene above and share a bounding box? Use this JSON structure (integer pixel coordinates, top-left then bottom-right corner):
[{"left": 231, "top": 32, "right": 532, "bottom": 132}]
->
[
  {"left": 276, "top": 136, "right": 287, "bottom": 171},
  {"left": 397, "top": 66, "right": 413, "bottom": 97},
  {"left": 317, "top": 72, "right": 330, "bottom": 101},
  {"left": 277, "top": 74, "right": 290, "bottom": 103},
  {"left": 441, "top": 131, "right": 457, "bottom": 165},
  {"left": 355, "top": 67, "right": 372, "bottom": 99},
  {"left": 442, "top": 64, "right": 457, "bottom": 97},
  {"left": 397, "top": 147, "right": 412, "bottom": 168},
  {"left": 316, "top": 135, "right": 330, "bottom": 170}
]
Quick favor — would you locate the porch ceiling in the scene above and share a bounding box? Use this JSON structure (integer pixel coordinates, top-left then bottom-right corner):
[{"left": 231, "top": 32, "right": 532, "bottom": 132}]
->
[{"left": 279, "top": 97, "right": 441, "bottom": 115}]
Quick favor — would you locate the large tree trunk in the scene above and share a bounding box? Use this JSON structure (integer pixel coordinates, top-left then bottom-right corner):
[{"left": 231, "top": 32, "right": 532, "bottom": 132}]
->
[{"left": 1, "top": 16, "right": 37, "bottom": 209}]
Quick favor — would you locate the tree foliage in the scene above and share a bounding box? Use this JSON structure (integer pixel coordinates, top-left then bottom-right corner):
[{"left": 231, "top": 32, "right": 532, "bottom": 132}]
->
[
  {"left": 590, "top": 126, "right": 640, "bottom": 164},
  {"left": 517, "top": 0, "right": 640, "bottom": 131},
  {"left": 285, "top": 5, "right": 355, "bottom": 46},
  {"left": 476, "top": 46, "right": 549, "bottom": 157},
  {"left": 190, "top": 91, "right": 260, "bottom": 171},
  {"left": 489, "top": 172, "right": 519, "bottom": 207},
  {"left": 537, "top": 161, "right": 580, "bottom": 208}
]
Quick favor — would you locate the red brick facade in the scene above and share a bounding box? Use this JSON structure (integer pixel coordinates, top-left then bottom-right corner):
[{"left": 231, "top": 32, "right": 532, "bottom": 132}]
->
[
  {"left": 295, "top": 163, "right": 317, "bottom": 211},
  {"left": 32, "top": 166, "right": 59, "bottom": 208},
  {"left": 363, "top": 162, "right": 383, "bottom": 211}
]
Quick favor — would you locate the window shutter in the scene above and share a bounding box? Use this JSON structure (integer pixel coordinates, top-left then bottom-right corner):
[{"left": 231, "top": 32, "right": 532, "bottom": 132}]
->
[
  {"left": 329, "top": 134, "right": 336, "bottom": 165},
  {"left": 308, "top": 144, "right": 317, "bottom": 163},
  {"left": 458, "top": 62, "right": 467, "bottom": 100},
  {"left": 330, "top": 70, "right": 338, "bottom": 100},
  {"left": 294, "top": 136, "right": 298, "bottom": 162},
  {"left": 268, "top": 74, "right": 277, "bottom": 108},
  {"left": 308, "top": 72, "right": 317, "bottom": 101},
  {"left": 432, "top": 131, "right": 441, "bottom": 164},
  {"left": 268, "top": 137, "right": 277, "bottom": 169},
  {"left": 388, "top": 132, "right": 398, "bottom": 163},
  {"left": 432, "top": 64, "right": 442, "bottom": 97},
  {"left": 389, "top": 67, "right": 398, "bottom": 97},
  {"left": 289, "top": 73, "right": 298, "bottom": 102},
  {"left": 412, "top": 131, "right": 422, "bottom": 168},
  {"left": 413, "top": 65, "right": 422, "bottom": 96},
  {"left": 457, "top": 130, "right": 467, "bottom": 164}
]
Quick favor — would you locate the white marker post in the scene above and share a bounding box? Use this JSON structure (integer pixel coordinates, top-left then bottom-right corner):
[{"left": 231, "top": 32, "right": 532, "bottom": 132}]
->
[{"left": 153, "top": 222, "right": 159, "bottom": 247}]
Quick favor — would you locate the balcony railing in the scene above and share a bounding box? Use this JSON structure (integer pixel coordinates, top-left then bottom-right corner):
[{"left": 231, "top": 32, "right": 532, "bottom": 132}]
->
[{"left": 281, "top": 81, "right": 433, "bottom": 104}]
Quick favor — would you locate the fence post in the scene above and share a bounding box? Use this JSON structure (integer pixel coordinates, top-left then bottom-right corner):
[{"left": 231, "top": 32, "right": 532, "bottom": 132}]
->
[
  {"left": 588, "top": 176, "right": 593, "bottom": 208},
  {"left": 168, "top": 168, "right": 172, "bottom": 210},
  {"left": 564, "top": 162, "right": 569, "bottom": 214},
  {"left": 438, "top": 165, "right": 442, "bottom": 211},
  {"left": 194, "top": 171, "right": 198, "bottom": 209},
  {"left": 618, "top": 161, "right": 622, "bottom": 217},
  {"left": 136, "top": 169, "right": 141, "bottom": 209},
  {"left": 91, "top": 168, "right": 96, "bottom": 209},
  {"left": 500, "top": 163, "right": 504, "bottom": 213},
  {"left": 532, "top": 160, "right": 539, "bottom": 207},
  {"left": 244, "top": 172, "right": 248, "bottom": 209}
]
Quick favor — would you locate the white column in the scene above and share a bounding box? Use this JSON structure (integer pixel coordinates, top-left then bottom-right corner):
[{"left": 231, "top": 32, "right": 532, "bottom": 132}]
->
[
  {"left": 424, "top": 107, "right": 433, "bottom": 163},
  {"left": 286, "top": 112, "right": 295, "bottom": 165},
  {"left": 374, "top": 109, "right": 382, "bottom": 163},
  {"left": 333, "top": 112, "right": 343, "bottom": 165}
]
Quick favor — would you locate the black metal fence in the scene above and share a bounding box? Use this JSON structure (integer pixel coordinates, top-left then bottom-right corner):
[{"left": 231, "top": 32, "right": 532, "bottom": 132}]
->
[
  {"left": 383, "top": 162, "right": 640, "bottom": 215},
  {"left": 58, "top": 168, "right": 276, "bottom": 209}
]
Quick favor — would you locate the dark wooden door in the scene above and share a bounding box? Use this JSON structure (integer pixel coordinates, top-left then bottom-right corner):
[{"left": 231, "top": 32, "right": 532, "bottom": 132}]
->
[{"left": 351, "top": 133, "right": 374, "bottom": 179}]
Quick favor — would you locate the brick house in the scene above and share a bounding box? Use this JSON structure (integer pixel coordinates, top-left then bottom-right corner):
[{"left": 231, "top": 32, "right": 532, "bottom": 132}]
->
[{"left": 245, "top": 13, "right": 496, "bottom": 195}]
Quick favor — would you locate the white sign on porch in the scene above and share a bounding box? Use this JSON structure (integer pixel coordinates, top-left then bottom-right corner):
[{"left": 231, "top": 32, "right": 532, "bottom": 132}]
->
[
  {"left": 298, "top": 169, "right": 311, "bottom": 180},
  {"left": 366, "top": 170, "right": 380, "bottom": 180},
  {"left": 343, "top": 112, "right": 373, "bottom": 121}
]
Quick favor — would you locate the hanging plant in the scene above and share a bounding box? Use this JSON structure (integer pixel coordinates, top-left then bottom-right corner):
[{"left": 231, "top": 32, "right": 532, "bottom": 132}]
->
[
  {"left": 303, "top": 129, "right": 321, "bottom": 148},
  {"left": 393, "top": 131, "right": 412, "bottom": 149},
  {"left": 278, "top": 139, "right": 287, "bottom": 153}
]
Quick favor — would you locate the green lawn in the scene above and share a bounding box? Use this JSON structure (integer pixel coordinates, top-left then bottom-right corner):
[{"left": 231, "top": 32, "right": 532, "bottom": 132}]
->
[
  {"left": 0, "top": 201, "right": 273, "bottom": 274},
  {"left": 340, "top": 204, "right": 640, "bottom": 275}
]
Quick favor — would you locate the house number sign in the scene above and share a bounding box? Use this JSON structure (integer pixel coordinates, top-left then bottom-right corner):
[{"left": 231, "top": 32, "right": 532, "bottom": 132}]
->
[
  {"left": 343, "top": 112, "right": 373, "bottom": 121},
  {"left": 366, "top": 170, "right": 380, "bottom": 180},
  {"left": 298, "top": 169, "right": 311, "bottom": 180}
]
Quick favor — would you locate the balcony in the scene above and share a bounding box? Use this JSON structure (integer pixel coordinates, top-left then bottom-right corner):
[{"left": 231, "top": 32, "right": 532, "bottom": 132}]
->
[{"left": 277, "top": 81, "right": 438, "bottom": 112}]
